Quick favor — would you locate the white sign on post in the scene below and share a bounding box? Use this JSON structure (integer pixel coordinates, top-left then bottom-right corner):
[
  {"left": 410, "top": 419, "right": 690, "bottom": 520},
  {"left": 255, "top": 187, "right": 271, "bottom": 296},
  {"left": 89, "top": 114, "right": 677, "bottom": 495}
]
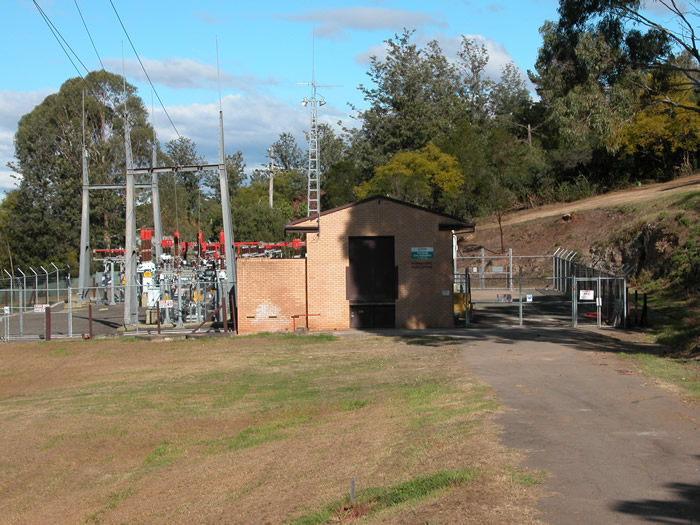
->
[
  {"left": 526, "top": 295, "right": 533, "bottom": 303},
  {"left": 3, "top": 306, "right": 9, "bottom": 315},
  {"left": 34, "top": 304, "right": 45, "bottom": 313}
]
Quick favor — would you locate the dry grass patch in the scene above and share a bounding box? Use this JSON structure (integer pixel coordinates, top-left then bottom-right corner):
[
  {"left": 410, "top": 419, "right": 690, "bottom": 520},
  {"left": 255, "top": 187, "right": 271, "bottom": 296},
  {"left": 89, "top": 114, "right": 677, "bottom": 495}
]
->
[{"left": 0, "top": 334, "right": 543, "bottom": 523}]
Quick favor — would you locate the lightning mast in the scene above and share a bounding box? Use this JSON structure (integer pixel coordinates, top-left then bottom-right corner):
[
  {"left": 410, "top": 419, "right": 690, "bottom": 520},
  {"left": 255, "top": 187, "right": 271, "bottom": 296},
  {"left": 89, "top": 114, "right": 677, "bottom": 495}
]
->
[{"left": 298, "top": 32, "right": 338, "bottom": 232}]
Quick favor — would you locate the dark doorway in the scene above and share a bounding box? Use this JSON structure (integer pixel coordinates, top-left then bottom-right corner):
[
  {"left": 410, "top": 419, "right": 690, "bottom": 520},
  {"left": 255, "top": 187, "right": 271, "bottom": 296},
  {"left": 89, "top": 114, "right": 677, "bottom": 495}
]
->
[{"left": 347, "top": 236, "right": 397, "bottom": 328}]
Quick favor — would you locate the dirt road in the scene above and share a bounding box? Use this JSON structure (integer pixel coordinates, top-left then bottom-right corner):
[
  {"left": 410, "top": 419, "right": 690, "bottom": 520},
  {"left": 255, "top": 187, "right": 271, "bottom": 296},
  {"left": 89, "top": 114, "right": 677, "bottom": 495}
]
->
[
  {"left": 481, "top": 172, "right": 700, "bottom": 229},
  {"left": 459, "top": 327, "right": 700, "bottom": 524}
]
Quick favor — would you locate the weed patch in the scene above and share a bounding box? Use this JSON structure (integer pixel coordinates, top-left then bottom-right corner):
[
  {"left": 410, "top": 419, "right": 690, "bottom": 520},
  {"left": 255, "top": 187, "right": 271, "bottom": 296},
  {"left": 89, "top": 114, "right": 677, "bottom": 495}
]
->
[
  {"left": 290, "top": 469, "right": 477, "bottom": 525},
  {"left": 143, "top": 440, "right": 182, "bottom": 467}
]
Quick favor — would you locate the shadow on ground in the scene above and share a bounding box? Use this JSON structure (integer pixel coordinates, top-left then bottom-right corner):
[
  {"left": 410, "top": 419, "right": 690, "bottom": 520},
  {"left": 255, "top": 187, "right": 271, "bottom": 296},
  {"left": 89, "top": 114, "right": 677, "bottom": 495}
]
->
[
  {"left": 352, "top": 325, "right": 666, "bottom": 356},
  {"left": 612, "top": 476, "right": 700, "bottom": 523}
]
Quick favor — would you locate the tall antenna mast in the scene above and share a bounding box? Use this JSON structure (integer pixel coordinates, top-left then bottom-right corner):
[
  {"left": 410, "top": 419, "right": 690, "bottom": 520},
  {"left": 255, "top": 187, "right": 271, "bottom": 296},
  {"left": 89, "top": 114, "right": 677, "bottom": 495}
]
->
[
  {"left": 267, "top": 146, "right": 275, "bottom": 209},
  {"left": 297, "top": 28, "right": 339, "bottom": 232}
]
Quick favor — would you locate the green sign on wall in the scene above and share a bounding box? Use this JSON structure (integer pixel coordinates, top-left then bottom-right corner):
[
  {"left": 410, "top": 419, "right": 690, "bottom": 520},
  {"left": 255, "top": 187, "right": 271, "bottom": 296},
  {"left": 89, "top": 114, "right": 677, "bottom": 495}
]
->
[{"left": 411, "top": 247, "right": 434, "bottom": 259}]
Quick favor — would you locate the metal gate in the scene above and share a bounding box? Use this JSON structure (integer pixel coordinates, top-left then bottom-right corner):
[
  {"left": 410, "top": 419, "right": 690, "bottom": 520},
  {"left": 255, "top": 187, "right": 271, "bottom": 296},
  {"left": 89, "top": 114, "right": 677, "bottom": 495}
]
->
[
  {"left": 572, "top": 276, "right": 627, "bottom": 328},
  {"left": 457, "top": 248, "right": 628, "bottom": 328}
]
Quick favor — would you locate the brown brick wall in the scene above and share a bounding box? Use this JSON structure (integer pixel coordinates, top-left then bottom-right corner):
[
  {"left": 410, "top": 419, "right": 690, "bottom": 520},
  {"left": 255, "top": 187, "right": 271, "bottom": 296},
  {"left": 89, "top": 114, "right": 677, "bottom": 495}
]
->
[
  {"left": 236, "top": 258, "right": 307, "bottom": 334},
  {"left": 305, "top": 198, "right": 454, "bottom": 330},
  {"left": 237, "top": 199, "right": 457, "bottom": 333}
]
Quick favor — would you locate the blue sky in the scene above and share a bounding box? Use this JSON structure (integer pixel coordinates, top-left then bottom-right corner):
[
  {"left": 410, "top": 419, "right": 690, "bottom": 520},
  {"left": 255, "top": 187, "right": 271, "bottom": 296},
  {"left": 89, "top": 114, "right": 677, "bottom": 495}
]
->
[{"left": 1, "top": 0, "right": 562, "bottom": 193}]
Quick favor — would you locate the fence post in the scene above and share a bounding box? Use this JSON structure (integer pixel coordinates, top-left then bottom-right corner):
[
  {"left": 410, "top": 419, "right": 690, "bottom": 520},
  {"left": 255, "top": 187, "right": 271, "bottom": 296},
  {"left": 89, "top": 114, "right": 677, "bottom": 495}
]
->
[
  {"left": 222, "top": 294, "right": 228, "bottom": 334},
  {"left": 519, "top": 266, "right": 523, "bottom": 326},
  {"left": 509, "top": 248, "right": 513, "bottom": 291},
  {"left": 596, "top": 277, "right": 602, "bottom": 328},
  {"left": 88, "top": 303, "right": 93, "bottom": 339},
  {"left": 45, "top": 306, "right": 51, "bottom": 341},
  {"left": 572, "top": 275, "right": 577, "bottom": 327},
  {"left": 67, "top": 284, "right": 73, "bottom": 338},
  {"left": 157, "top": 301, "right": 161, "bottom": 335},
  {"left": 480, "top": 248, "right": 485, "bottom": 290},
  {"left": 19, "top": 281, "right": 23, "bottom": 337}
]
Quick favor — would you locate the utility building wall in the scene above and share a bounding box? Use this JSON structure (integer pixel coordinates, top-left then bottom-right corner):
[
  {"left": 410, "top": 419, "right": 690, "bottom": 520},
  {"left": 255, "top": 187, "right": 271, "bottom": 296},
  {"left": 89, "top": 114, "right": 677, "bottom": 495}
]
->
[
  {"left": 236, "top": 258, "right": 306, "bottom": 334},
  {"left": 303, "top": 198, "right": 455, "bottom": 331}
]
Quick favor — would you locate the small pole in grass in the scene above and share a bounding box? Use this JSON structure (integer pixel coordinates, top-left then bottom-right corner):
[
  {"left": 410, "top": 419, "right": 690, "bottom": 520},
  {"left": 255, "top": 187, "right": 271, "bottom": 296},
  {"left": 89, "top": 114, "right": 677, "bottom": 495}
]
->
[{"left": 350, "top": 477, "right": 355, "bottom": 505}]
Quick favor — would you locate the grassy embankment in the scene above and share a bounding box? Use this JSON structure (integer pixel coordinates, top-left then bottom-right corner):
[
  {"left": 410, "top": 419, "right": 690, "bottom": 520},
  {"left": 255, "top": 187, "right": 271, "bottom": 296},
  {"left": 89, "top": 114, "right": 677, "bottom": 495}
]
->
[{"left": 0, "top": 334, "right": 543, "bottom": 524}]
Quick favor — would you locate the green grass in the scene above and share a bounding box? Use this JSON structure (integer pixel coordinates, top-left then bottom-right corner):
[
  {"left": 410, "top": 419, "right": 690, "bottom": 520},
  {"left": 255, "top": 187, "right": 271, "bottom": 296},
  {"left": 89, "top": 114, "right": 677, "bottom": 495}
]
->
[
  {"left": 143, "top": 440, "right": 182, "bottom": 467},
  {"left": 619, "top": 353, "right": 700, "bottom": 399},
  {"left": 504, "top": 467, "right": 547, "bottom": 486},
  {"left": 289, "top": 469, "right": 478, "bottom": 525}
]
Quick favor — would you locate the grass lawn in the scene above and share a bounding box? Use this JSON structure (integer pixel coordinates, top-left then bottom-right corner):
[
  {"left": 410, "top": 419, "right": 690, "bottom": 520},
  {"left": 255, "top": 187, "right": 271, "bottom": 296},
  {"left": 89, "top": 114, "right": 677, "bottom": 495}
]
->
[{"left": 0, "top": 334, "right": 543, "bottom": 524}]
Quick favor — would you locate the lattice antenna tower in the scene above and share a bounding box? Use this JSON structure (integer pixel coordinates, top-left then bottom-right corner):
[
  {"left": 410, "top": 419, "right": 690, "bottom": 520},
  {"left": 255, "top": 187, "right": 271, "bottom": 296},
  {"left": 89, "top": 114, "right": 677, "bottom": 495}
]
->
[{"left": 297, "top": 31, "right": 340, "bottom": 231}]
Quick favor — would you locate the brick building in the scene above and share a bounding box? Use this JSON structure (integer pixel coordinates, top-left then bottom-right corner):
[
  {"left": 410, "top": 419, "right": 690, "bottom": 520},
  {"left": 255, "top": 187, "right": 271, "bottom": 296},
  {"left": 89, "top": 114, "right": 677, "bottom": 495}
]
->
[{"left": 236, "top": 196, "right": 474, "bottom": 334}]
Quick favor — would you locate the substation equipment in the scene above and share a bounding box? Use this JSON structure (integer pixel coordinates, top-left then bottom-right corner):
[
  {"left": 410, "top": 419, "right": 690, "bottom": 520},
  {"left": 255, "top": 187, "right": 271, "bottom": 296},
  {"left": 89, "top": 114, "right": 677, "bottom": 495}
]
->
[{"left": 77, "top": 101, "right": 239, "bottom": 329}]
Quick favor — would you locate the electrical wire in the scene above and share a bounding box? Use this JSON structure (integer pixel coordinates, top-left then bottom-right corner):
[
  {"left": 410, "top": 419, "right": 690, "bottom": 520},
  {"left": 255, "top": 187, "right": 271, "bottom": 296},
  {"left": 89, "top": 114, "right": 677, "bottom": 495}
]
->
[
  {"left": 33, "top": 1, "right": 88, "bottom": 78},
  {"left": 108, "top": 0, "right": 181, "bottom": 139},
  {"left": 74, "top": 0, "right": 105, "bottom": 70}
]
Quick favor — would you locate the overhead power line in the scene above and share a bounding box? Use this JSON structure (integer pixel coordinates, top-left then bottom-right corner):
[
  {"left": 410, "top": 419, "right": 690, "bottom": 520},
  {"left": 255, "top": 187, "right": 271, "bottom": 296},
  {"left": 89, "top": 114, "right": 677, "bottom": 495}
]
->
[
  {"left": 74, "top": 0, "right": 105, "bottom": 70},
  {"left": 108, "top": 0, "right": 181, "bottom": 139},
  {"left": 33, "top": 0, "right": 89, "bottom": 78}
]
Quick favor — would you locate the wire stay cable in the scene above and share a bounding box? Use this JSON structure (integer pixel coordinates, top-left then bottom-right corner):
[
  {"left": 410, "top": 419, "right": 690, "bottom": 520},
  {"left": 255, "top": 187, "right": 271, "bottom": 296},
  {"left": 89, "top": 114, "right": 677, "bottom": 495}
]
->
[
  {"left": 74, "top": 0, "right": 105, "bottom": 70},
  {"left": 33, "top": 0, "right": 88, "bottom": 78},
  {"left": 109, "top": 0, "right": 181, "bottom": 139}
]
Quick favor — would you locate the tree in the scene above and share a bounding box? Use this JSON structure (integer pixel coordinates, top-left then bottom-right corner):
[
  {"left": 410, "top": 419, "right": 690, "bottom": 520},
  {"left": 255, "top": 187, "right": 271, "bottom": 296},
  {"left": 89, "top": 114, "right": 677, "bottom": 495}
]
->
[
  {"left": 322, "top": 160, "right": 363, "bottom": 209},
  {"left": 610, "top": 73, "right": 700, "bottom": 174},
  {"left": 556, "top": 0, "right": 699, "bottom": 113},
  {"left": 9, "top": 71, "right": 152, "bottom": 268},
  {"left": 202, "top": 150, "right": 246, "bottom": 201},
  {"left": 356, "top": 142, "right": 463, "bottom": 213},
  {"left": 348, "top": 30, "right": 465, "bottom": 175},
  {"left": 270, "top": 132, "right": 305, "bottom": 172}
]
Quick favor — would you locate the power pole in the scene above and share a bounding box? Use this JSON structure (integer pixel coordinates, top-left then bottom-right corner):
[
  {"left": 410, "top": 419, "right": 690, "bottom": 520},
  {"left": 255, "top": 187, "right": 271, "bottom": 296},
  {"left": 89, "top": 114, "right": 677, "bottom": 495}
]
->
[
  {"left": 78, "top": 90, "right": 91, "bottom": 301},
  {"left": 267, "top": 146, "right": 275, "bottom": 208}
]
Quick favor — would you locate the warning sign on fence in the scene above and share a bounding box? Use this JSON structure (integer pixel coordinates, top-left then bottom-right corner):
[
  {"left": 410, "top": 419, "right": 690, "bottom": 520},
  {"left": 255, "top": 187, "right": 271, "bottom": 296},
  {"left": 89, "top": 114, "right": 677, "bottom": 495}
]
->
[
  {"left": 158, "top": 300, "right": 174, "bottom": 308},
  {"left": 579, "top": 290, "right": 595, "bottom": 301},
  {"left": 33, "top": 304, "right": 49, "bottom": 313}
]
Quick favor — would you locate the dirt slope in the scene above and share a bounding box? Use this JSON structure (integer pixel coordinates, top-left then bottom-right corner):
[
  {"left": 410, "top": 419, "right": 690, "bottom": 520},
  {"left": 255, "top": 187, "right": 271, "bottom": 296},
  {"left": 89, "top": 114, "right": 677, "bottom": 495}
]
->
[
  {"left": 461, "top": 172, "right": 700, "bottom": 260},
  {"left": 482, "top": 172, "right": 700, "bottom": 229}
]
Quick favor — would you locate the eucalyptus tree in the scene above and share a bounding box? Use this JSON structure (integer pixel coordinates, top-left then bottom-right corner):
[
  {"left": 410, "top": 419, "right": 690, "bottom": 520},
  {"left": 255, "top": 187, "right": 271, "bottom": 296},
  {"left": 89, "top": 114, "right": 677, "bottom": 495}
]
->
[{"left": 8, "top": 70, "right": 152, "bottom": 268}]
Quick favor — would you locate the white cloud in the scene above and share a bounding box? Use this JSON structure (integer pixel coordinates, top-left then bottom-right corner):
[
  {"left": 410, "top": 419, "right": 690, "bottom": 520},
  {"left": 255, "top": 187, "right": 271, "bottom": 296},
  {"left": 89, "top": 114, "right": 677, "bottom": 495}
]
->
[
  {"left": 286, "top": 7, "right": 447, "bottom": 39},
  {"left": 0, "top": 170, "right": 19, "bottom": 194},
  {"left": 0, "top": 89, "right": 56, "bottom": 192},
  {"left": 102, "top": 57, "right": 278, "bottom": 92},
  {"left": 152, "top": 94, "right": 343, "bottom": 173}
]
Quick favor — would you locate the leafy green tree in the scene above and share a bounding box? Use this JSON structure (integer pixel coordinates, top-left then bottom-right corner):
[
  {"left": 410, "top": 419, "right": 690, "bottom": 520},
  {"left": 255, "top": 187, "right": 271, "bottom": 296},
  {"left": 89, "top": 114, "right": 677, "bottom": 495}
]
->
[
  {"left": 356, "top": 142, "right": 463, "bottom": 213},
  {"left": 271, "top": 132, "right": 305, "bottom": 171},
  {"left": 348, "top": 30, "right": 464, "bottom": 176},
  {"left": 610, "top": 74, "right": 700, "bottom": 174},
  {"left": 322, "top": 159, "right": 363, "bottom": 209},
  {"left": 556, "top": 0, "right": 698, "bottom": 113},
  {"left": 8, "top": 71, "right": 152, "bottom": 267}
]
